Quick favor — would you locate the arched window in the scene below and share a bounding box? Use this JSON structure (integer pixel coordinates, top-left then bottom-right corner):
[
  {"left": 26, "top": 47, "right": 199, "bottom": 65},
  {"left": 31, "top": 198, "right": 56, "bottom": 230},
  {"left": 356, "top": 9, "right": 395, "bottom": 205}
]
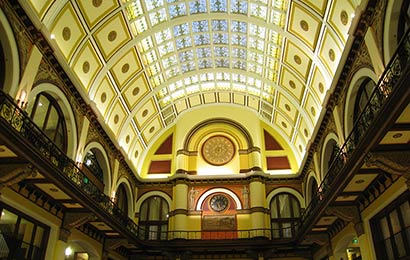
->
[
  {"left": 115, "top": 184, "right": 128, "bottom": 215},
  {"left": 270, "top": 193, "right": 301, "bottom": 239},
  {"left": 30, "top": 92, "right": 67, "bottom": 152},
  {"left": 83, "top": 150, "right": 104, "bottom": 182},
  {"left": 138, "top": 196, "right": 169, "bottom": 240},
  {"left": 310, "top": 178, "right": 318, "bottom": 203},
  {"left": 353, "top": 78, "right": 376, "bottom": 124}
]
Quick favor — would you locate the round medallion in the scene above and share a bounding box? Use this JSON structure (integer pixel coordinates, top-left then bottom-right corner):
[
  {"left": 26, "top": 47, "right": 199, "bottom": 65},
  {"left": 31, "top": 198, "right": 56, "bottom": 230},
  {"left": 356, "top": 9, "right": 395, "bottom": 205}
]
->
[
  {"left": 210, "top": 194, "right": 229, "bottom": 212},
  {"left": 201, "top": 136, "right": 235, "bottom": 166}
]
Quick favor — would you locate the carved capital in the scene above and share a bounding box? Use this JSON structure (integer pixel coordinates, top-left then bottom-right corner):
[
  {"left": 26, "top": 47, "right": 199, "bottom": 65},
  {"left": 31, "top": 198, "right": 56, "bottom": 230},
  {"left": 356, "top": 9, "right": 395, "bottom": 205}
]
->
[
  {"left": 0, "top": 164, "right": 37, "bottom": 191},
  {"left": 366, "top": 151, "right": 410, "bottom": 176}
]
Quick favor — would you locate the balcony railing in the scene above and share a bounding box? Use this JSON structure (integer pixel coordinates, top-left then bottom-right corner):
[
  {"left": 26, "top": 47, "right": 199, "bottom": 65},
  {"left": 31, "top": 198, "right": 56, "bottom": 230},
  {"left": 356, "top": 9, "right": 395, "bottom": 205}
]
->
[
  {"left": 298, "top": 28, "right": 410, "bottom": 234},
  {"left": 0, "top": 92, "right": 139, "bottom": 240}
]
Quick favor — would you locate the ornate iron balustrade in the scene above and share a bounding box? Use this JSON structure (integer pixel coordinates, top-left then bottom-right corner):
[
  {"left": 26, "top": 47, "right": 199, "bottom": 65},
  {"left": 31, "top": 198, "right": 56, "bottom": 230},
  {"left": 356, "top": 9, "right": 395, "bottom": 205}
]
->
[
  {"left": 136, "top": 227, "right": 298, "bottom": 241},
  {"left": 299, "top": 29, "right": 410, "bottom": 233},
  {"left": 0, "top": 92, "right": 140, "bottom": 238}
]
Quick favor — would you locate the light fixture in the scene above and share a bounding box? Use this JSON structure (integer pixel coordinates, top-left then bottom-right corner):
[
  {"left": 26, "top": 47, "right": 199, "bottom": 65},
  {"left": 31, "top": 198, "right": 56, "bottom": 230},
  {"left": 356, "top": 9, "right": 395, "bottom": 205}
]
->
[{"left": 65, "top": 247, "right": 72, "bottom": 258}]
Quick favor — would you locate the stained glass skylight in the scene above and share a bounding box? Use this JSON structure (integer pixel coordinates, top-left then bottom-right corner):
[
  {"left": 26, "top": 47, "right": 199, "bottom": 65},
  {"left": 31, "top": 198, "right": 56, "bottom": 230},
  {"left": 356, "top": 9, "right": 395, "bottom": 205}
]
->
[{"left": 125, "top": 0, "right": 287, "bottom": 107}]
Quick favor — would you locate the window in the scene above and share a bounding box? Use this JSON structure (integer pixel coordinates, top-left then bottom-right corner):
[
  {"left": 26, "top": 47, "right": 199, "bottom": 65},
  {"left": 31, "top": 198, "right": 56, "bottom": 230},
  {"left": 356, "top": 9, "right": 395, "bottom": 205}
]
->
[
  {"left": 115, "top": 184, "right": 128, "bottom": 215},
  {"left": 270, "top": 193, "right": 300, "bottom": 239},
  {"left": 138, "top": 196, "right": 169, "bottom": 240},
  {"left": 310, "top": 178, "right": 318, "bottom": 203},
  {"left": 0, "top": 203, "right": 49, "bottom": 260},
  {"left": 370, "top": 191, "right": 410, "bottom": 260},
  {"left": 353, "top": 78, "right": 376, "bottom": 124},
  {"left": 83, "top": 150, "right": 104, "bottom": 182},
  {"left": 30, "top": 93, "right": 67, "bottom": 152}
]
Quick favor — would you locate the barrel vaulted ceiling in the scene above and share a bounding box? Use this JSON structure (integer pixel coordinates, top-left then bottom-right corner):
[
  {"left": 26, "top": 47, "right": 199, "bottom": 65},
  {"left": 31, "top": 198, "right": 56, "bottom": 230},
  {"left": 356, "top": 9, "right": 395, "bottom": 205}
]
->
[{"left": 23, "top": 0, "right": 361, "bottom": 174}]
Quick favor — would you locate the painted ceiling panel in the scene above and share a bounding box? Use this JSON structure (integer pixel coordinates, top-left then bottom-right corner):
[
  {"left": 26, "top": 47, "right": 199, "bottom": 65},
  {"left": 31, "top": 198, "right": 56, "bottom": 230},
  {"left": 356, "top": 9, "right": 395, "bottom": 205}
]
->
[
  {"left": 110, "top": 48, "right": 142, "bottom": 88},
  {"left": 77, "top": 0, "right": 119, "bottom": 29},
  {"left": 72, "top": 41, "right": 102, "bottom": 91},
  {"left": 122, "top": 74, "right": 150, "bottom": 110},
  {"left": 50, "top": 3, "right": 85, "bottom": 60},
  {"left": 107, "top": 100, "right": 127, "bottom": 137},
  {"left": 28, "top": 0, "right": 53, "bottom": 19},
  {"left": 93, "top": 13, "right": 131, "bottom": 60},
  {"left": 288, "top": 2, "right": 322, "bottom": 50},
  {"left": 328, "top": 0, "right": 355, "bottom": 43},
  {"left": 93, "top": 76, "right": 116, "bottom": 117}
]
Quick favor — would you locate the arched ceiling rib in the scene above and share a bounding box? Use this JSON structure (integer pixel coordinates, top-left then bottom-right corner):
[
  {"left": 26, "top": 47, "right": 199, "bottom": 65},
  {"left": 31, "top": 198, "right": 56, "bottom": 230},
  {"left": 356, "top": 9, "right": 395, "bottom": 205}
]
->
[{"left": 24, "top": 0, "right": 361, "bottom": 175}]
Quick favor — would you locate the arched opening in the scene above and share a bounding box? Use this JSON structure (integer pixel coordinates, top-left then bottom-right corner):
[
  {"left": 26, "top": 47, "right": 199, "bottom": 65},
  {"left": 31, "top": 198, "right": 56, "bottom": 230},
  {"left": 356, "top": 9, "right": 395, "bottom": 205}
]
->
[
  {"left": 29, "top": 92, "right": 67, "bottom": 152},
  {"left": 307, "top": 176, "right": 319, "bottom": 204},
  {"left": 270, "top": 193, "right": 301, "bottom": 239},
  {"left": 138, "top": 196, "right": 169, "bottom": 240},
  {"left": 353, "top": 78, "right": 377, "bottom": 124},
  {"left": 114, "top": 183, "right": 129, "bottom": 215},
  {"left": 83, "top": 150, "right": 104, "bottom": 183},
  {"left": 321, "top": 136, "right": 339, "bottom": 179}
]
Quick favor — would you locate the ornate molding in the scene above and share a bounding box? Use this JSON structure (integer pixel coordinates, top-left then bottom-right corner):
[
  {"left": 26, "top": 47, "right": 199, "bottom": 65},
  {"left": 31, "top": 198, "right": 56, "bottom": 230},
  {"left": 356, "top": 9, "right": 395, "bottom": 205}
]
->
[
  {"left": 366, "top": 151, "right": 410, "bottom": 177},
  {"left": 0, "top": 164, "right": 36, "bottom": 191},
  {"left": 104, "top": 238, "right": 128, "bottom": 250},
  {"left": 325, "top": 206, "right": 363, "bottom": 236},
  {"left": 62, "top": 212, "right": 97, "bottom": 229},
  {"left": 304, "top": 233, "right": 329, "bottom": 246}
]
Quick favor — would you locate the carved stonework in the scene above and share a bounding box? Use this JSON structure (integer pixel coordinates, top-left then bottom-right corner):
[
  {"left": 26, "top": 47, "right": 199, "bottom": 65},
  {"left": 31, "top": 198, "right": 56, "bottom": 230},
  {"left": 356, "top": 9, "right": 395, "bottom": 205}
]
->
[
  {"left": 366, "top": 151, "right": 410, "bottom": 176},
  {"left": 304, "top": 233, "right": 328, "bottom": 246},
  {"left": 62, "top": 212, "right": 96, "bottom": 229},
  {"left": 0, "top": 164, "right": 37, "bottom": 191},
  {"left": 325, "top": 206, "right": 363, "bottom": 236},
  {"left": 104, "top": 239, "right": 128, "bottom": 250},
  {"left": 367, "top": 151, "right": 410, "bottom": 189},
  {"left": 59, "top": 212, "right": 96, "bottom": 242},
  {"left": 59, "top": 227, "right": 71, "bottom": 242}
]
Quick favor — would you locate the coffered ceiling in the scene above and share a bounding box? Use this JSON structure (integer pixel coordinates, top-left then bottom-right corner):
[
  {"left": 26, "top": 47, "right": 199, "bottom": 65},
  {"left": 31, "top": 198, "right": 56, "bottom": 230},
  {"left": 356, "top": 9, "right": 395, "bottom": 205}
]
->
[{"left": 22, "top": 0, "right": 362, "bottom": 175}]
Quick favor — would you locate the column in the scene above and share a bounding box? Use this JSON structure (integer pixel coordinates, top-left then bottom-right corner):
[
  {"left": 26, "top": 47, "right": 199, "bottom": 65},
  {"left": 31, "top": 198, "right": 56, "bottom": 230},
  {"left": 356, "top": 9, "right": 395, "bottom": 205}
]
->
[
  {"left": 249, "top": 177, "right": 267, "bottom": 237},
  {"left": 171, "top": 179, "right": 189, "bottom": 239}
]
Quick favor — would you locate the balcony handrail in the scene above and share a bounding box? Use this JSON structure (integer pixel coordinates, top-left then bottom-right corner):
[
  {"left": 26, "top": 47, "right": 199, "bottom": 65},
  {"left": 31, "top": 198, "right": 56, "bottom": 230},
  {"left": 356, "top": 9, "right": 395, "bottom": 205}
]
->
[
  {"left": 0, "top": 92, "right": 140, "bottom": 239},
  {"left": 298, "top": 27, "right": 410, "bottom": 233}
]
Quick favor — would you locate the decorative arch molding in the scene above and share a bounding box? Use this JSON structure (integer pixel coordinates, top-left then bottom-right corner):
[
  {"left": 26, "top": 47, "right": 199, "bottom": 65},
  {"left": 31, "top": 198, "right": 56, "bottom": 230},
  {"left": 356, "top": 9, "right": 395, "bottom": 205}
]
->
[
  {"left": 305, "top": 171, "right": 319, "bottom": 205},
  {"left": 266, "top": 187, "right": 305, "bottom": 209},
  {"left": 320, "top": 132, "right": 339, "bottom": 181},
  {"left": 28, "top": 83, "right": 78, "bottom": 160},
  {"left": 135, "top": 191, "right": 172, "bottom": 213},
  {"left": 183, "top": 118, "right": 254, "bottom": 151},
  {"left": 83, "top": 142, "right": 112, "bottom": 195},
  {"left": 0, "top": 8, "right": 19, "bottom": 97},
  {"left": 196, "top": 188, "right": 242, "bottom": 211},
  {"left": 114, "top": 177, "right": 134, "bottom": 217},
  {"left": 344, "top": 68, "right": 378, "bottom": 137}
]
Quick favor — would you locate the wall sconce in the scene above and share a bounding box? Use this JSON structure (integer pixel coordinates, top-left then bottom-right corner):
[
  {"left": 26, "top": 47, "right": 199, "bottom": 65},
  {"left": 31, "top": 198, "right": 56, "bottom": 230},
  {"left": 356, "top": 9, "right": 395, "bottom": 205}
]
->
[{"left": 65, "top": 246, "right": 72, "bottom": 259}]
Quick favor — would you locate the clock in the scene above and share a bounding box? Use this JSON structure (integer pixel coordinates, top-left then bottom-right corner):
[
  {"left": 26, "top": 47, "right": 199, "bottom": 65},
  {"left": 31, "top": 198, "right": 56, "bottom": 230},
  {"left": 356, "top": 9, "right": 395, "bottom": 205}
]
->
[
  {"left": 210, "top": 194, "right": 229, "bottom": 212},
  {"left": 201, "top": 136, "right": 235, "bottom": 166}
]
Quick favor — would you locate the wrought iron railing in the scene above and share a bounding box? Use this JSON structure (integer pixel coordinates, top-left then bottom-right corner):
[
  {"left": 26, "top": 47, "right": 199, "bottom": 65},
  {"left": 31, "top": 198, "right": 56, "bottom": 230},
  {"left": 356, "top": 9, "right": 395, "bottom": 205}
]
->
[
  {"left": 136, "top": 227, "right": 297, "bottom": 241},
  {"left": 0, "top": 92, "right": 139, "bottom": 239},
  {"left": 298, "top": 28, "right": 410, "bottom": 232}
]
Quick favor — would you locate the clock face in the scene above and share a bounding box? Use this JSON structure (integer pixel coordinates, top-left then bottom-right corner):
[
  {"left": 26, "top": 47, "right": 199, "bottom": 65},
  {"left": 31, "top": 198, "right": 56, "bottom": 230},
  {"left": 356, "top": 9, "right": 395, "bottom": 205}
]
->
[
  {"left": 210, "top": 194, "right": 229, "bottom": 212},
  {"left": 201, "top": 136, "right": 235, "bottom": 166}
]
